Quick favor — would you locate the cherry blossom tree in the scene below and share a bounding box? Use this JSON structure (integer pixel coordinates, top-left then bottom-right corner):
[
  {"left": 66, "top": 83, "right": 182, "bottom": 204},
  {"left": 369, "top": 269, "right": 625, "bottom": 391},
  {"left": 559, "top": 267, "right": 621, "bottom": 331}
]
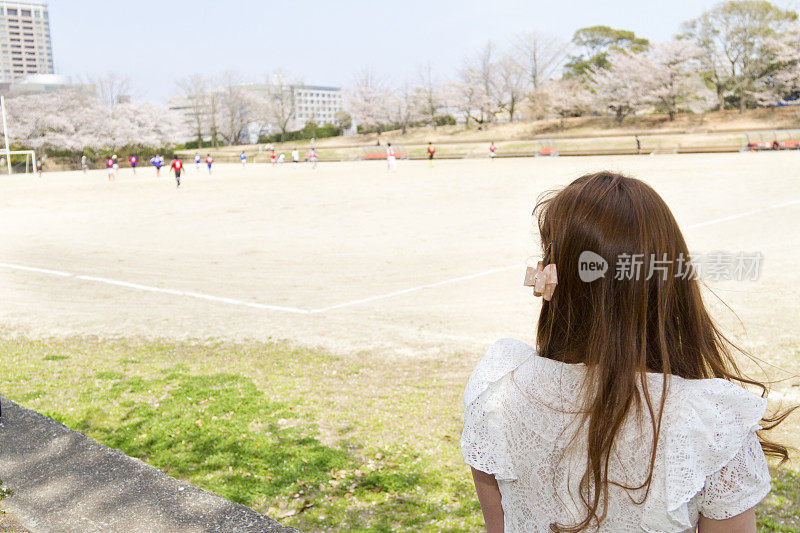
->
[
  {"left": 385, "top": 79, "right": 424, "bottom": 134},
  {"left": 5, "top": 90, "right": 187, "bottom": 152},
  {"left": 538, "top": 78, "right": 596, "bottom": 127},
  {"left": 587, "top": 51, "right": 654, "bottom": 122},
  {"left": 751, "top": 28, "right": 800, "bottom": 106},
  {"left": 344, "top": 67, "right": 392, "bottom": 132},
  {"left": 646, "top": 41, "right": 715, "bottom": 120}
]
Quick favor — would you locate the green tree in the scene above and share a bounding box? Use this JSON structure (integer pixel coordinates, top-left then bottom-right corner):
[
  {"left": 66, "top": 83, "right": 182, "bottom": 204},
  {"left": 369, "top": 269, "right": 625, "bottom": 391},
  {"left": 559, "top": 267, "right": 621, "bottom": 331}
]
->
[
  {"left": 681, "top": 0, "right": 798, "bottom": 111},
  {"left": 564, "top": 26, "right": 650, "bottom": 78}
]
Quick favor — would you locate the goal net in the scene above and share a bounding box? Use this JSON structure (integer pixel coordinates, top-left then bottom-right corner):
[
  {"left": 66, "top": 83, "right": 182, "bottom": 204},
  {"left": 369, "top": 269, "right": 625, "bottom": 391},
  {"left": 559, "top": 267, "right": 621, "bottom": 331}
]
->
[
  {"left": 0, "top": 149, "right": 36, "bottom": 174},
  {"left": 532, "top": 140, "right": 559, "bottom": 157},
  {"left": 741, "top": 130, "right": 800, "bottom": 151}
]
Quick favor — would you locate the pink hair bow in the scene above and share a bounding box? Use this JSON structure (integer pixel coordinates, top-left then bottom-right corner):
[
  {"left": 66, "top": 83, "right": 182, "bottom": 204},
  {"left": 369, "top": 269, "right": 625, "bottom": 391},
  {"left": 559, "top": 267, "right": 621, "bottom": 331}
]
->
[{"left": 524, "top": 261, "right": 558, "bottom": 301}]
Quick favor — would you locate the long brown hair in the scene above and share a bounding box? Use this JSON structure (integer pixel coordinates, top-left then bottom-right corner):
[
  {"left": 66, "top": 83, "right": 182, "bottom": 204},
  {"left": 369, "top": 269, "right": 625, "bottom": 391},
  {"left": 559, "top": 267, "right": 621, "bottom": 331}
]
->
[{"left": 533, "top": 171, "right": 794, "bottom": 532}]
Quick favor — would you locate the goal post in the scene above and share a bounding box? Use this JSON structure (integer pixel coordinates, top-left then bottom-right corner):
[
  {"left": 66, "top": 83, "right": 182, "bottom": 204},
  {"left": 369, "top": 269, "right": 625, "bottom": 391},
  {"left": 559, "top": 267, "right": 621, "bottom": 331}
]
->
[
  {"left": 0, "top": 95, "right": 35, "bottom": 175},
  {"left": 0, "top": 149, "right": 36, "bottom": 174}
]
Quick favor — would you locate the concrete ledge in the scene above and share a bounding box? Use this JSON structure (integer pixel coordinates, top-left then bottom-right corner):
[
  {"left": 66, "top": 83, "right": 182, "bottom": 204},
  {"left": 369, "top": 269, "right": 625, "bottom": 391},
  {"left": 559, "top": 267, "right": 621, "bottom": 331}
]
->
[{"left": 0, "top": 397, "right": 300, "bottom": 532}]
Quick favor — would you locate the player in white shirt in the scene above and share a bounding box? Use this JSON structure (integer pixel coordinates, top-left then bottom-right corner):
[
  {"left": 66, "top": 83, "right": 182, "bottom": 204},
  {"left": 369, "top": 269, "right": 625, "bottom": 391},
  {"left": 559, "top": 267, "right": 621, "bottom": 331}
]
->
[
  {"left": 194, "top": 153, "right": 201, "bottom": 170},
  {"left": 386, "top": 143, "right": 397, "bottom": 172}
]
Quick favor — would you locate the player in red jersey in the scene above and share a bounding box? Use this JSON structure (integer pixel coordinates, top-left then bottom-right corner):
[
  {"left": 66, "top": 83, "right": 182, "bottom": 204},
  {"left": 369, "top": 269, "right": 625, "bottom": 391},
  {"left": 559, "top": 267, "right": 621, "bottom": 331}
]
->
[
  {"left": 105, "top": 156, "right": 115, "bottom": 181},
  {"left": 489, "top": 141, "right": 497, "bottom": 160},
  {"left": 170, "top": 156, "right": 184, "bottom": 188},
  {"left": 129, "top": 155, "right": 138, "bottom": 174},
  {"left": 270, "top": 149, "right": 276, "bottom": 166},
  {"left": 427, "top": 142, "right": 435, "bottom": 167},
  {"left": 205, "top": 154, "right": 213, "bottom": 174}
]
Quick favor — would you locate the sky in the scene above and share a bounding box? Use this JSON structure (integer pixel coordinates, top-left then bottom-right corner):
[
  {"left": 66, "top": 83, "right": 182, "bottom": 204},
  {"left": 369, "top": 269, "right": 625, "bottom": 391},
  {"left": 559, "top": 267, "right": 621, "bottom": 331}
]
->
[{"left": 47, "top": 0, "right": 799, "bottom": 103}]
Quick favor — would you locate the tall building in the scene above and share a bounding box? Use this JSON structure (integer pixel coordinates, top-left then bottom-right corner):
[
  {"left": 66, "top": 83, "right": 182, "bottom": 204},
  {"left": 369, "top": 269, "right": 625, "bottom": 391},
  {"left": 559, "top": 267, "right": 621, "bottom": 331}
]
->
[
  {"left": 292, "top": 85, "right": 343, "bottom": 130},
  {"left": 0, "top": 1, "right": 53, "bottom": 82}
]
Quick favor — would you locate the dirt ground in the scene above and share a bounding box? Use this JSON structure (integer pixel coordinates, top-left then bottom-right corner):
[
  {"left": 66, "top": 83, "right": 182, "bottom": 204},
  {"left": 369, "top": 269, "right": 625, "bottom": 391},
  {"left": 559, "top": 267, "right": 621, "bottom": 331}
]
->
[{"left": 1, "top": 154, "right": 799, "bottom": 448}]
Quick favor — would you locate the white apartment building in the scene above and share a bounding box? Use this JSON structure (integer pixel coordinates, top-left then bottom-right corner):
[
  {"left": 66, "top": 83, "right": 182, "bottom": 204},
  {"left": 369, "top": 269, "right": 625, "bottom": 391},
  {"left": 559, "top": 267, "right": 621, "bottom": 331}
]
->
[
  {"left": 0, "top": 1, "right": 53, "bottom": 82},
  {"left": 290, "top": 85, "right": 342, "bottom": 130}
]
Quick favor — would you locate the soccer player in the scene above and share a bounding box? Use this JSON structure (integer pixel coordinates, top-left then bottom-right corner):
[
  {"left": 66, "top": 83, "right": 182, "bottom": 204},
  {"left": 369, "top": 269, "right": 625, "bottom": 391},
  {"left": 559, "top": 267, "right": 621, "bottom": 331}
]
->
[
  {"left": 386, "top": 143, "right": 397, "bottom": 172},
  {"left": 205, "top": 154, "right": 213, "bottom": 173},
  {"left": 129, "top": 154, "right": 138, "bottom": 174},
  {"left": 291, "top": 149, "right": 299, "bottom": 163},
  {"left": 105, "top": 156, "right": 115, "bottom": 181},
  {"left": 36, "top": 158, "right": 43, "bottom": 177},
  {"left": 171, "top": 155, "right": 184, "bottom": 188},
  {"left": 240, "top": 151, "right": 247, "bottom": 167},
  {"left": 427, "top": 142, "right": 435, "bottom": 167},
  {"left": 270, "top": 149, "right": 276, "bottom": 166},
  {"left": 151, "top": 154, "right": 163, "bottom": 177},
  {"left": 194, "top": 152, "right": 201, "bottom": 170},
  {"left": 309, "top": 148, "right": 318, "bottom": 169},
  {"left": 489, "top": 142, "right": 497, "bottom": 159},
  {"left": 112, "top": 154, "right": 119, "bottom": 176},
  {"left": 81, "top": 155, "right": 88, "bottom": 173}
]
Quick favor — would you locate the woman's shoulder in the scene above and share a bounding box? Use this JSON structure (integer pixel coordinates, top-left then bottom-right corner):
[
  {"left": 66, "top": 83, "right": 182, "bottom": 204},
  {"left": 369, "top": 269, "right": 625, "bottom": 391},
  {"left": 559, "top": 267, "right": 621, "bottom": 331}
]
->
[
  {"left": 645, "top": 375, "right": 770, "bottom": 529},
  {"left": 463, "top": 338, "right": 536, "bottom": 407},
  {"left": 662, "top": 374, "right": 768, "bottom": 428}
]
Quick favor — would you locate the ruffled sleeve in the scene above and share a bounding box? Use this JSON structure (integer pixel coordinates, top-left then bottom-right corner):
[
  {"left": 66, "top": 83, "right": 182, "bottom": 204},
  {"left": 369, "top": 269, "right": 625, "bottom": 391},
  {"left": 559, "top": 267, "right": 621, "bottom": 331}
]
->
[
  {"left": 646, "top": 377, "right": 769, "bottom": 531},
  {"left": 460, "top": 338, "right": 534, "bottom": 481},
  {"left": 699, "top": 430, "right": 771, "bottom": 519}
]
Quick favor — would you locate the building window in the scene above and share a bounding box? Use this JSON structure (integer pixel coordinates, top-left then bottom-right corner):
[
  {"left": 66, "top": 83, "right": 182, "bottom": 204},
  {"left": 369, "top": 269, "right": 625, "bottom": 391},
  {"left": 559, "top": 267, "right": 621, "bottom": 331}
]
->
[{"left": 7, "top": 8, "right": 17, "bottom": 15}]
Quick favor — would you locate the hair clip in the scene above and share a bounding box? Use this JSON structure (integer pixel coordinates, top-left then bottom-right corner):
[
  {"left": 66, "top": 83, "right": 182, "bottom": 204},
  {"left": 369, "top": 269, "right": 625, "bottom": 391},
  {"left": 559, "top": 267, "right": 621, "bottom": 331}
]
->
[{"left": 524, "top": 260, "right": 558, "bottom": 301}]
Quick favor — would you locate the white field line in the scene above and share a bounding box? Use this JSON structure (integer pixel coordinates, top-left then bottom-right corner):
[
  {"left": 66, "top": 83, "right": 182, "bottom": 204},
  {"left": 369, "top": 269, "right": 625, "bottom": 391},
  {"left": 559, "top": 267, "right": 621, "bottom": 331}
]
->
[
  {"left": 1, "top": 198, "right": 798, "bottom": 314},
  {"left": 308, "top": 264, "right": 521, "bottom": 313},
  {"left": 684, "top": 198, "right": 800, "bottom": 229}
]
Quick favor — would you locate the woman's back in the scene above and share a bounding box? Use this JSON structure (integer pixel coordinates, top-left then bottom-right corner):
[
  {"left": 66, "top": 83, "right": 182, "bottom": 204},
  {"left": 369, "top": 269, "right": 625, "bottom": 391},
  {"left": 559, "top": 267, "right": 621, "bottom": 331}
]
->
[{"left": 462, "top": 338, "right": 770, "bottom": 533}]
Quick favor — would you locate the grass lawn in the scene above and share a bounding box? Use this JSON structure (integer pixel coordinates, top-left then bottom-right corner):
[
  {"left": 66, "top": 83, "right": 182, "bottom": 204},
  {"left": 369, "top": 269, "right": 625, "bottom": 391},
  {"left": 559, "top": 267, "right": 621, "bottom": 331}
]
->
[{"left": 0, "top": 336, "right": 797, "bottom": 532}]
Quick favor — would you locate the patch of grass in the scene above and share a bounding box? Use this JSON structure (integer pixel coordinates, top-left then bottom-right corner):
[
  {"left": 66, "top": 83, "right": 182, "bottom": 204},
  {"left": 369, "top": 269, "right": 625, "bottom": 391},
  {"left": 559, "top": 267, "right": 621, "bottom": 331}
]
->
[
  {"left": 42, "top": 355, "right": 68, "bottom": 361},
  {"left": 0, "top": 337, "right": 480, "bottom": 531},
  {"left": 758, "top": 466, "right": 800, "bottom": 532},
  {"left": 0, "top": 478, "right": 11, "bottom": 501}
]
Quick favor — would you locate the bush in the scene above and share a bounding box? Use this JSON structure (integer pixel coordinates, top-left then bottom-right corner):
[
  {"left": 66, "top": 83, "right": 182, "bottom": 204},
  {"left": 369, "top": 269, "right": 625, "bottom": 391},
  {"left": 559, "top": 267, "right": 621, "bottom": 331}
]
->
[
  {"left": 181, "top": 139, "right": 218, "bottom": 150},
  {"left": 434, "top": 114, "right": 457, "bottom": 126},
  {"left": 259, "top": 121, "right": 343, "bottom": 144}
]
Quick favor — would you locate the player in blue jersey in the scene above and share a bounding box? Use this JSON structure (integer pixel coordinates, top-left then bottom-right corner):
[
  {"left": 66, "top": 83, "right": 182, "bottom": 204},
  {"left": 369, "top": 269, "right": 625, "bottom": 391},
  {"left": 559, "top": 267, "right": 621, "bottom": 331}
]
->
[{"left": 150, "top": 154, "right": 164, "bottom": 177}]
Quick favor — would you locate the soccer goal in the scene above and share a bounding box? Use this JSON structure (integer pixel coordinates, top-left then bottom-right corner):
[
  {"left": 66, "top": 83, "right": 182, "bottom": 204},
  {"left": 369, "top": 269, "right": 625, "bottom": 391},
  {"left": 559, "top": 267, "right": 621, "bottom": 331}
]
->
[
  {"left": 533, "top": 139, "right": 559, "bottom": 157},
  {"left": 0, "top": 149, "right": 36, "bottom": 174},
  {"left": 741, "top": 130, "right": 800, "bottom": 151},
  {"left": 360, "top": 145, "right": 409, "bottom": 161}
]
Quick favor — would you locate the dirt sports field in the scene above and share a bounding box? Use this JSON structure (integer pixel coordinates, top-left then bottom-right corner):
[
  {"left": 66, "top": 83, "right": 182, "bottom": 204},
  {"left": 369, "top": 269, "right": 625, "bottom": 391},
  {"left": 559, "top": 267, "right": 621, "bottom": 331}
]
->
[{"left": 1, "top": 154, "right": 799, "bottom": 528}]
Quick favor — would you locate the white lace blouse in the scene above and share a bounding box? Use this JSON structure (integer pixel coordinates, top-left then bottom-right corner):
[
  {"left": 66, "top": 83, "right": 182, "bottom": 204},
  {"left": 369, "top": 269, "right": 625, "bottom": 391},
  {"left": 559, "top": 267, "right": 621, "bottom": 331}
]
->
[{"left": 461, "top": 338, "right": 771, "bottom": 533}]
